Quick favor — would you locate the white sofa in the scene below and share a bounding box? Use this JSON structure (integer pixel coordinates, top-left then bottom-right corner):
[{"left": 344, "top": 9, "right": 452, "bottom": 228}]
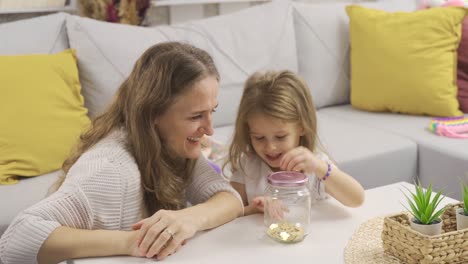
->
[{"left": 1, "top": 0, "right": 468, "bottom": 241}]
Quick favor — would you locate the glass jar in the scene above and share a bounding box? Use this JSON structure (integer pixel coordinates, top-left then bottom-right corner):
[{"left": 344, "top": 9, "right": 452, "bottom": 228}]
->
[{"left": 264, "top": 171, "right": 311, "bottom": 243}]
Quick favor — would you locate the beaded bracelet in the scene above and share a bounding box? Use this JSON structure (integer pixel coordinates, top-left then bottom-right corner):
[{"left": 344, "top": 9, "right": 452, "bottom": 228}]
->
[{"left": 321, "top": 161, "right": 332, "bottom": 181}]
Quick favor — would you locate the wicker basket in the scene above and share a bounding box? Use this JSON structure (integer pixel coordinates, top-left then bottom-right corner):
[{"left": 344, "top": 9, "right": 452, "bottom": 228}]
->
[{"left": 382, "top": 203, "right": 468, "bottom": 264}]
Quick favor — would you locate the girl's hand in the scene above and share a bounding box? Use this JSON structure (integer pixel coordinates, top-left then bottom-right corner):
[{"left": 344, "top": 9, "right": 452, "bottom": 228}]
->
[
  {"left": 252, "top": 196, "right": 266, "bottom": 212},
  {"left": 280, "top": 146, "right": 320, "bottom": 174},
  {"left": 131, "top": 209, "right": 197, "bottom": 260},
  {"left": 265, "top": 197, "right": 290, "bottom": 220}
]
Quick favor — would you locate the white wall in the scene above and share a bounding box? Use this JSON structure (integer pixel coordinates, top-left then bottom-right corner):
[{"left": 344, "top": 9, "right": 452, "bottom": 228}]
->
[
  {"left": 152, "top": 0, "right": 377, "bottom": 25},
  {"left": 0, "top": 0, "right": 382, "bottom": 25}
]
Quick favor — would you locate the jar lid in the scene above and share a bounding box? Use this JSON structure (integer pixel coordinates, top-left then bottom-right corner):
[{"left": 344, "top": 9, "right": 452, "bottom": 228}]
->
[{"left": 267, "top": 171, "right": 308, "bottom": 187}]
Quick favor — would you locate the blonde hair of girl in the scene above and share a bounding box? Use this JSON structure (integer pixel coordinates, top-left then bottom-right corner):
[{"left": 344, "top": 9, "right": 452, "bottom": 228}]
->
[{"left": 226, "top": 70, "right": 320, "bottom": 174}]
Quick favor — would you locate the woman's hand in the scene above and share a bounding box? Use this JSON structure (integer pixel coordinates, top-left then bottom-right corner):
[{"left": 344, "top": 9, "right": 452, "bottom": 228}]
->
[
  {"left": 279, "top": 146, "right": 320, "bottom": 174},
  {"left": 131, "top": 209, "right": 198, "bottom": 260}
]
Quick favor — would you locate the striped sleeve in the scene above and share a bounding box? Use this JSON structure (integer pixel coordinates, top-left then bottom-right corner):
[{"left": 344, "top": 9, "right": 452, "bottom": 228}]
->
[
  {"left": 0, "top": 157, "right": 133, "bottom": 264},
  {"left": 186, "top": 155, "right": 243, "bottom": 207},
  {"left": 0, "top": 183, "right": 93, "bottom": 264}
]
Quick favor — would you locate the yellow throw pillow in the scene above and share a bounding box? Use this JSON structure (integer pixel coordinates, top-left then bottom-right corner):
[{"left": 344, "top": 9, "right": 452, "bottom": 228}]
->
[
  {"left": 0, "top": 50, "right": 90, "bottom": 184},
  {"left": 347, "top": 6, "right": 466, "bottom": 117}
]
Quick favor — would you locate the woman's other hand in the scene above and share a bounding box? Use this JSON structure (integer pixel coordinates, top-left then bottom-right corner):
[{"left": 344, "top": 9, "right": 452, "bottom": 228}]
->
[{"left": 131, "top": 209, "right": 198, "bottom": 260}]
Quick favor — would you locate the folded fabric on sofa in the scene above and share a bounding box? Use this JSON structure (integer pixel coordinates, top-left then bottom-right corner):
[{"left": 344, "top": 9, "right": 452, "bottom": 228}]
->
[{"left": 429, "top": 117, "right": 468, "bottom": 138}]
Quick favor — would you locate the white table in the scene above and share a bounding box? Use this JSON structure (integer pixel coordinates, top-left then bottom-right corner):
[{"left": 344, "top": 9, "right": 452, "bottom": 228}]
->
[{"left": 70, "top": 182, "right": 457, "bottom": 264}]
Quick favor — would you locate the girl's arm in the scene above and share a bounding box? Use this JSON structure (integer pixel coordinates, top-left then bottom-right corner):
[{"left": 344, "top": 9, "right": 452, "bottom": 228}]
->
[
  {"left": 315, "top": 160, "right": 365, "bottom": 207},
  {"left": 280, "top": 146, "right": 365, "bottom": 208},
  {"left": 230, "top": 181, "right": 262, "bottom": 216},
  {"left": 230, "top": 181, "right": 248, "bottom": 205}
]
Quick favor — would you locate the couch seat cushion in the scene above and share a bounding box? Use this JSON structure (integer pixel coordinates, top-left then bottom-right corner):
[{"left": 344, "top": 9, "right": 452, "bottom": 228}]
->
[
  {"left": 320, "top": 105, "right": 468, "bottom": 199},
  {"left": 0, "top": 171, "right": 60, "bottom": 237}
]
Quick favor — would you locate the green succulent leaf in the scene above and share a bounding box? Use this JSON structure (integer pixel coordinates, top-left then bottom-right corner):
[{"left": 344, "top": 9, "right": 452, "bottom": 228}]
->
[
  {"left": 460, "top": 178, "right": 468, "bottom": 214},
  {"left": 402, "top": 182, "right": 445, "bottom": 225},
  {"left": 428, "top": 208, "right": 445, "bottom": 224}
]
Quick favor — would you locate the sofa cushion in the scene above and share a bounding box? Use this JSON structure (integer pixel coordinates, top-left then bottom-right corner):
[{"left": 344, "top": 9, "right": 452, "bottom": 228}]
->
[
  {"left": 316, "top": 114, "right": 417, "bottom": 189},
  {"left": 0, "top": 12, "right": 69, "bottom": 55},
  {"left": 292, "top": 0, "right": 417, "bottom": 109},
  {"left": 347, "top": 6, "right": 465, "bottom": 117},
  {"left": 66, "top": 0, "right": 297, "bottom": 126},
  {"left": 0, "top": 170, "right": 60, "bottom": 237},
  {"left": 0, "top": 50, "right": 90, "bottom": 184},
  {"left": 213, "top": 114, "right": 417, "bottom": 189},
  {"left": 319, "top": 105, "right": 468, "bottom": 199}
]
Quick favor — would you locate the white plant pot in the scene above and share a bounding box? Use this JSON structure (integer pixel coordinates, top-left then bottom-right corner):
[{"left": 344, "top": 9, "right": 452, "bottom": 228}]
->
[
  {"left": 456, "top": 208, "right": 468, "bottom": 230},
  {"left": 410, "top": 218, "right": 442, "bottom": 236}
]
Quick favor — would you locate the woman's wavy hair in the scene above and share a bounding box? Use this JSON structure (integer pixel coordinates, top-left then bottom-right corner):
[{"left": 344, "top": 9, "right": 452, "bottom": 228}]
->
[
  {"left": 225, "top": 70, "right": 320, "bottom": 174},
  {"left": 56, "top": 42, "right": 219, "bottom": 214}
]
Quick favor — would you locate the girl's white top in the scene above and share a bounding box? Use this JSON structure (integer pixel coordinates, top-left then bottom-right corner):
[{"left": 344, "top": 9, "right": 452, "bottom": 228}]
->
[
  {"left": 230, "top": 152, "right": 329, "bottom": 204},
  {"left": 0, "top": 129, "right": 242, "bottom": 264}
]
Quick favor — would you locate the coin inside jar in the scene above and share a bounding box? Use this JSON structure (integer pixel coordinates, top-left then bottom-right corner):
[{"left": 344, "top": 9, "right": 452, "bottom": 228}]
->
[{"left": 267, "top": 221, "right": 305, "bottom": 243}]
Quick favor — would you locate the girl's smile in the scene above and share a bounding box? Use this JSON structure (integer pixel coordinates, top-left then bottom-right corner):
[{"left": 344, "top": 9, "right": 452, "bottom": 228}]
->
[{"left": 247, "top": 113, "right": 304, "bottom": 170}]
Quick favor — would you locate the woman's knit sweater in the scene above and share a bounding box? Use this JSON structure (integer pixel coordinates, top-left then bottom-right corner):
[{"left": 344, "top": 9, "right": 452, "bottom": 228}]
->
[{"left": 0, "top": 130, "right": 241, "bottom": 264}]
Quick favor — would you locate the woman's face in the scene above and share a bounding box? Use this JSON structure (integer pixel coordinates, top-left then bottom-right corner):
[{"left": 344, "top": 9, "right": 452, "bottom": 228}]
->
[{"left": 156, "top": 76, "right": 219, "bottom": 159}]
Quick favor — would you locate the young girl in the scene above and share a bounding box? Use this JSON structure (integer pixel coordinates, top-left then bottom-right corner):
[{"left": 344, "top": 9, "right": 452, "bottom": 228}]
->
[{"left": 226, "top": 70, "right": 365, "bottom": 216}]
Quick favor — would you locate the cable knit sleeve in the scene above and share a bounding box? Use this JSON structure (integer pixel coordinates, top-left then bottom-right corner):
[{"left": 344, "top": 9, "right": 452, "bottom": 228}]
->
[
  {"left": 0, "top": 156, "right": 138, "bottom": 264},
  {"left": 186, "top": 155, "right": 243, "bottom": 207}
]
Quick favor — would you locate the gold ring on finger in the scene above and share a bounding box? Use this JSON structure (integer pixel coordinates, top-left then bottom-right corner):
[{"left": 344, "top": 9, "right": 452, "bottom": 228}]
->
[{"left": 164, "top": 229, "right": 175, "bottom": 240}]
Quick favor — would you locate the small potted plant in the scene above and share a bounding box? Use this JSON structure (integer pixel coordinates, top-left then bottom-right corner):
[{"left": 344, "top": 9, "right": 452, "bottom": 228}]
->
[
  {"left": 456, "top": 179, "right": 468, "bottom": 230},
  {"left": 403, "top": 182, "right": 445, "bottom": 236}
]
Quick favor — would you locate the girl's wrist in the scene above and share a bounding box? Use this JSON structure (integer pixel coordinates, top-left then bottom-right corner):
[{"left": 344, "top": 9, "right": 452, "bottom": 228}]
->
[
  {"left": 320, "top": 161, "right": 332, "bottom": 181},
  {"left": 244, "top": 204, "right": 260, "bottom": 216},
  {"left": 312, "top": 160, "right": 329, "bottom": 180}
]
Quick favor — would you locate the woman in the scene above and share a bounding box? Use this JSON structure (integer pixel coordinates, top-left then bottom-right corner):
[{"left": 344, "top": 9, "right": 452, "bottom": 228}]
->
[{"left": 0, "top": 42, "right": 243, "bottom": 264}]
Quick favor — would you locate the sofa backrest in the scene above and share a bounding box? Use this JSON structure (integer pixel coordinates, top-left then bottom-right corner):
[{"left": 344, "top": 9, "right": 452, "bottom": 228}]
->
[
  {"left": 293, "top": 0, "right": 418, "bottom": 110},
  {"left": 0, "top": 12, "right": 69, "bottom": 55},
  {"left": 66, "top": 0, "right": 297, "bottom": 127},
  {"left": 0, "top": 1, "right": 420, "bottom": 126}
]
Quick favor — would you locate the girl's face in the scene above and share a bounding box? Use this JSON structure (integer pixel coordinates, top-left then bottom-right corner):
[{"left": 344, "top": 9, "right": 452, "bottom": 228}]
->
[
  {"left": 247, "top": 113, "right": 304, "bottom": 170},
  {"left": 156, "top": 76, "right": 219, "bottom": 160}
]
